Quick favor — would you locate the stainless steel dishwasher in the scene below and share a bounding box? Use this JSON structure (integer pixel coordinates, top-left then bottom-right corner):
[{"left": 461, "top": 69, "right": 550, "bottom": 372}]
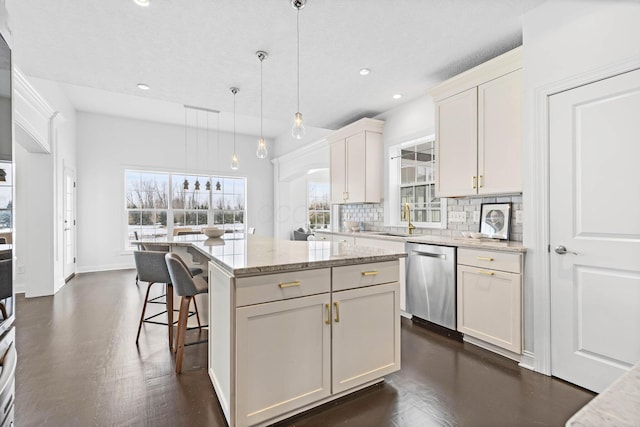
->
[{"left": 405, "top": 243, "right": 456, "bottom": 330}]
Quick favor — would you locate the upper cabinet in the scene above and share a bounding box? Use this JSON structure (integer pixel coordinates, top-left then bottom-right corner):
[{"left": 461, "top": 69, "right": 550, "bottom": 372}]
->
[
  {"left": 429, "top": 47, "right": 522, "bottom": 198},
  {"left": 328, "top": 118, "right": 384, "bottom": 204}
]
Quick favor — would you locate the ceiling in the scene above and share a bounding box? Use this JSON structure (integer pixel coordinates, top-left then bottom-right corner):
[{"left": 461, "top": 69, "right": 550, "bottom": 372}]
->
[{"left": 7, "top": 0, "right": 545, "bottom": 138}]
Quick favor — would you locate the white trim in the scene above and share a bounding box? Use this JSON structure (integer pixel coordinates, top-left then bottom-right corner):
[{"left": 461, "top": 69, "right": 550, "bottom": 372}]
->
[
  {"left": 519, "top": 351, "right": 535, "bottom": 371},
  {"left": 463, "top": 335, "right": 522, "bottom": 363},
  {"left": 77, "top": 264, "right": 134, "bottom": 274},
  {"left": 527, "top": 56, "right": 640, "bottom": 376}
]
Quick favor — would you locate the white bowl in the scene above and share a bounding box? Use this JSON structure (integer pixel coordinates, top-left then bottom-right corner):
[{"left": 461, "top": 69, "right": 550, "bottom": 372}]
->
[
  {"left": 201, "top": 227, "right": 225, "bottom": 238},
  {"left": 351, "top": 226, "right": 360, "bottom": 232},
  {"left": 461, "top": 231, "right": 471, "bottom": 238},
  {"left": 469, "top": 232, "right": 483, "bottom": 239}
]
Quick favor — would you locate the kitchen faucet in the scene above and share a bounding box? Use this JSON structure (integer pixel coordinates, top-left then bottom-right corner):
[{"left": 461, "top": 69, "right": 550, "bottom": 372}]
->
[{"left": 402, "top": 203, "right": 416, "bottom": 235}]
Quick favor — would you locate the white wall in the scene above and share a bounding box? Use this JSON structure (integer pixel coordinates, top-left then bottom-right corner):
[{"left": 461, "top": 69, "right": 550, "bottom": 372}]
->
[
  {"left": 375, "top": 95, "right": 436, "bottom": 224},
  {"left": 522, "top": 0, "right": 640, "bottom": 368},
  {"left": 273, "top": 126, "right": 331, "bottom": 159},
  {"left": 76, "top": 112, "right": 274, "bottom": 272},
  {"left": 14, "top": 76, "right": 76, "bottom": 297},
  {"left": 272, "top": 139, "right": 329, "bottom": 240}
]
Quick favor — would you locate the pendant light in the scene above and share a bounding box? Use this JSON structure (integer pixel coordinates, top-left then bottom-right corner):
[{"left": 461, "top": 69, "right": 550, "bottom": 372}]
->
[
  {"left": 215, "top": 111, "right": 222, "bottom": 190},
  {"left": 205, "top": 111, "right": 212, "bottom": 191},
  {"left": 230, "top": 87, "right": 240, "bottom": 170},
  {"left": 194, "top": 109, "right": 201, "bottom": 191},
  {"left": 183, "top": 107, "right": 189, "bottom": 190},
  {"left": 291, "top": 0, "right": 306, "bottom": 140},
  {"left": 256, "top": 50, "right": 268, "bottom": 159}
]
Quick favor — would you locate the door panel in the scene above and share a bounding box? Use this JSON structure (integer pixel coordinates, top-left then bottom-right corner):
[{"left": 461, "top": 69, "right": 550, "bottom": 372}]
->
[
  {"left": 550, "top": 68, "right": 640, "bottom": 392},
  {"left": 63, "top": 167, "right": 75, "bottom": 280}
]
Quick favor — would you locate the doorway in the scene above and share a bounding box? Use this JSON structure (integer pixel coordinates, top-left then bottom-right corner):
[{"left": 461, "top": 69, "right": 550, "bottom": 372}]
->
[
  {"left": 549, "top": 68, "right": 640, "bottom": 392},
  {"left": 63, "top": 167, "right": 76, "bottom": 282}
]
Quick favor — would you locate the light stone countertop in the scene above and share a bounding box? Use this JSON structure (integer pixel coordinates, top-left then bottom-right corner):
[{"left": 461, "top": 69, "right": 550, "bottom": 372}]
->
[
  {"left": 136, "top": 233, "right": 407, "bottom": 277},
  {"left": 314, "top": 229, "right": 526, "bottom": 253},
  {"left": 566, "top": 361, "right": 640, "bottom": 426}
]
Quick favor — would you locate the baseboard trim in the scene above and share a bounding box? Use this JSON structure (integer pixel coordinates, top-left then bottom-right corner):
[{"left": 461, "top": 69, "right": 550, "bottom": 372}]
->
[
  {"left": 463, "top": 335, "right": 522, "bottom": 363},
  {"left": 76, "top": 263, "right": 134, "bottom": 274},
  {"left": 519, "top": 351, "right": 536, "bottom": 371}
]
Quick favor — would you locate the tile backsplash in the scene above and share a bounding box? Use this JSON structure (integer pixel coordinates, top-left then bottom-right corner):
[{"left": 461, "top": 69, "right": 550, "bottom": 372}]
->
[{"left": 338, "top": 194, "right": 523, "bottom": 241}]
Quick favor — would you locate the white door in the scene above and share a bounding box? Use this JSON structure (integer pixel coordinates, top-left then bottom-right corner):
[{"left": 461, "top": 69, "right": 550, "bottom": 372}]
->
[
  {"left": 63, "top": 167, "right": 76, "bottom": 281},
  {"left": 549, "top": 68, "right": 640, "bottom": 392}
]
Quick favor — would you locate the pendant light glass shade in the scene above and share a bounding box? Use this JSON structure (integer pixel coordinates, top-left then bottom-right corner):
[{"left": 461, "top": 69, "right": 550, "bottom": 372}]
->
[
  {"left": 256, "top": 137, "right": 268, "bottom": 159},
  {"left": 205, "top": 180, "right": 211, "bottom": 191},
  {"left": 291, "top": 0, "right": 306, "bottom": 139},
  {"left": 292, "top": 112, "right": 305, "bottom": 139},
  {"left": 194, "top": 179, "right": 200, "bottom": 191},
  {"left": 230, "top": 87, "right": 240, "bottom": 170},
  {"left": 256, "top": 50, "right": 269, "bottom": 158}
]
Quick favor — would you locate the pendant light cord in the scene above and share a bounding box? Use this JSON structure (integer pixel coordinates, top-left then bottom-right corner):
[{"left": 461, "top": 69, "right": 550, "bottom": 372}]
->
[
  {"left": 296, "top": 7, "right": 300, "bottom": 112},
  {"left": 233, "top": 91, "right": 236, "bottom": 153},
  {"left": 260, "top": 56, "right": 264, "bottom": 139},
  {"left": 216, "top": 112, "right": 220, "bottom": 169},
  {"left": 184, "top": 108, "right": 187, "bottom": 171}
]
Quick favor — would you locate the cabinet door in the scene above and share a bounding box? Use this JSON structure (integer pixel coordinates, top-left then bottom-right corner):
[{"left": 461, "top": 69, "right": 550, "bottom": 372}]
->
[
  {"left": 364, "top": 131, "right": 382, "bottom": 203},
  {"left": 435, "top": 87, "right": 478, "bottom": 197},
  {"left": 346, "top": 132, "right": 366, "bottom": 203},
  {"left": 330, "top": 141, "right": 346, "bottom": 203},
  {"left": 457, "top": 265, "right": 522, "bottom": 353},
  {"left": 332, "top": 282, "right": 401, "bottom": 393},
  {"left": 478, "top": 69, "right": 522, "bottom": 194},
  {"left": 236, "top": 293, "right": 331, "bottom": 427}
]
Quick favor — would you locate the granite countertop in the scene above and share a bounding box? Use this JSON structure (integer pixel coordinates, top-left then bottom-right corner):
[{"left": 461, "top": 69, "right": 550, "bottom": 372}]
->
[
  {"left": 566, "top": 361, "right": 640, "bottom": 426},
  {"left": 136, "top": 234, "right": 407, "bottom": 277},
  {"left": 314, "top": 229, "right": 526, "bottom": 253}
]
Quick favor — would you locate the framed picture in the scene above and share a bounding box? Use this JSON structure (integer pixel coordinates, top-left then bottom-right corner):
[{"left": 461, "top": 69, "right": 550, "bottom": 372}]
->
[{"left": 479, "top": 203, "right": 511, "bottom": 240}]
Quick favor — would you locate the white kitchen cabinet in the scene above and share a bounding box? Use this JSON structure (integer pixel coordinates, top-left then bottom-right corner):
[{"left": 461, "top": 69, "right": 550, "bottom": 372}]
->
[
  {"left": 211, "top": 258, "right": 401, "bottom": 427},
  {"left": 236, "top": 293, "right": 332, "bottom": 427},
  {"left": 457, "top": 248, "right": 523, "bottom": 355},
  {"left": 430, "top": 47, "right": 522, "bottom": 198},
  {"left": 354, "top": 236, "right": 407, "bottom": 312},
  {"left": 332, "top": 282, "right": 400, "bottom": 393},
  {"left": 328, "top": 118, "right": 384, "bottom": 204}
]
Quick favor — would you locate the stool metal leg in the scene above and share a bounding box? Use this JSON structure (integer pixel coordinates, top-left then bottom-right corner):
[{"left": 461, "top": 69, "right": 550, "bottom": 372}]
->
[{"left": 136, "top": 282, "right": 154, "bottom": 344}]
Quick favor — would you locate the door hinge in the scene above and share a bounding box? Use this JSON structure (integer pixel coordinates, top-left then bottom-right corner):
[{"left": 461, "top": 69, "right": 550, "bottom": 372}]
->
[
  {"left": 74, "top": 181, "right": 76, "bottom": 188},
  {"left": 548, "top": 244, "right": 551, "bottom": 253},
  {"left": 74, "top": 220, "right": 76, "bottom": 226},
  {"left": 73, "top": 257, "right": 76, "bottom": 263}
]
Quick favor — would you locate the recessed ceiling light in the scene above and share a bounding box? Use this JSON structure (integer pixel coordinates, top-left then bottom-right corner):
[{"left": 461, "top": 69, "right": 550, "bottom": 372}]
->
[
  {"left": 134, "top": 0, "right": 150, "bottom": 6},
  {"left": 137, "top": 83, "right": 150, "bottom": 90},
  {"left": 393, "top": 94, "right": 402, "bottom": 99},
  {"left": 359, "top": 68, "right": 370, "bottom": 76}
]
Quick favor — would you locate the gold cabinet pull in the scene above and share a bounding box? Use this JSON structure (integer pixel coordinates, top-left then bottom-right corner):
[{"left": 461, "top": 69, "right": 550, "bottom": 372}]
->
[
  {"left": 472, "top": 176, "right": 477, "bottom": 189},
  {"left": 476, "top": 256, "right": 494, "bottom": 261},
  {"left": 479, "top": 270, "right": 495, "bottom": 276},
  {"left": 333, "top": 301, "right": 340, "bottom": 322},
  {"left": 479, "top": 175, "right": 484, "bottom": 188},
  {"left": 278, "top": 281, "right": 301, "bottom": 288},
  {"left": 361, "top": 271, "right": 379, "bottom": 276},
  {"left": 325, "top": 303, "right": 331, "bottom": 325}
]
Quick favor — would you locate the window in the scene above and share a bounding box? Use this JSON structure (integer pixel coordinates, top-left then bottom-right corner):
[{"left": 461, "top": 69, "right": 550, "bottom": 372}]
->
[
  {"left": 0, "top": 162, "right": 11, "bottom": 233},
  {"left": 308, "top": 181, "right": 330, "bottom": 230},
  {"left": 388, "top": 137, "right": 446, "bottom": 227},
  {"left": 125, "top": 170, "right": 246, "bottom": 247}
]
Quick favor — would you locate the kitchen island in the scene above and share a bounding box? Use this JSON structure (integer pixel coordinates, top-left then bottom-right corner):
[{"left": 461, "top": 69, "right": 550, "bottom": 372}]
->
[{"left": 145, "top": 233, "right": 406, "bottom": 427}]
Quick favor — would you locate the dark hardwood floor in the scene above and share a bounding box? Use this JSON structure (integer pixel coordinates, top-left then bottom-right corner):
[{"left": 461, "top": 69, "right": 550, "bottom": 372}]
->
[{"left": 15, "top": 269, "right": 594, "bottom": 426}]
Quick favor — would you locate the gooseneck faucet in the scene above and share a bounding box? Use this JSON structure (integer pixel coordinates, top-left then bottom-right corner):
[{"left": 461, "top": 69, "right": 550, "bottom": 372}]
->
[{"left": 402, "top": 203, "right": 416, "bottom": 235}]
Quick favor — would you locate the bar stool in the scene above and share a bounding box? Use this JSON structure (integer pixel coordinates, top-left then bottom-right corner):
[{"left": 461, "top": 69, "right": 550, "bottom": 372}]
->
[
  {"left": 133, "top": 251, "right": 202, "bottom": 349},
  {"left": 165, "top": 252, "right": 209, "bottom": 374}
]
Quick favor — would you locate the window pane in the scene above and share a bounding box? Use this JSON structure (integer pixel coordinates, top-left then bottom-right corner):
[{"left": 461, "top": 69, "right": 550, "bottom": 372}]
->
[{"left": 401, "top": 167, "right": 415, "bottom": 185}]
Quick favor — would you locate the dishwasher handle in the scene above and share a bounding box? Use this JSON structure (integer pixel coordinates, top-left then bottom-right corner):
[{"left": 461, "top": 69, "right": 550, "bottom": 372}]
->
[{"left": 412, "top": 250, "right": 446, "bottom": 259}]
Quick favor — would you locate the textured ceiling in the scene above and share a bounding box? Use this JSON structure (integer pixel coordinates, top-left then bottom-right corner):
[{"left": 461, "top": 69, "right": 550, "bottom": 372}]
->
[{"left": 7, "top": 0, "right": 545, "bottom": 138}]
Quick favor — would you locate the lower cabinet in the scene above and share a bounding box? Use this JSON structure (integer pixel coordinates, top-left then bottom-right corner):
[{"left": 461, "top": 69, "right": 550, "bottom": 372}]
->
[
  {"left": 332, "top": 282, "right": 400, "bottom": 393},
  {"left": 457, "top": 248, "right": 523, "bottom": 354},
  {"left": 236, "top": 293, "right": 331, "bottom": 427},
  {"left": 231, "top": 261, "right": 400, "bottom": 427}
]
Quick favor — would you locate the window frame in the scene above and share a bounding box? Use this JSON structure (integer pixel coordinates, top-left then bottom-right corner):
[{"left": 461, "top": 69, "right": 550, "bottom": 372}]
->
[
  {"left": 124, "top": 169, "right": 247, "bottom": 249},
  {"left": 387, "top": 136, "right": 447, "bottom": 229},
  {"left": 307, "top": 178, "right": 331, "bottom": 230}
]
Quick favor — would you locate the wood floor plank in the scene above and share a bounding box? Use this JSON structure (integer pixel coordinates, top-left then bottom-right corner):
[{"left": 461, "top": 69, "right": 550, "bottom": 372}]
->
[{"left": 15, "top": 269, "right": 593, "bottom": 426}]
